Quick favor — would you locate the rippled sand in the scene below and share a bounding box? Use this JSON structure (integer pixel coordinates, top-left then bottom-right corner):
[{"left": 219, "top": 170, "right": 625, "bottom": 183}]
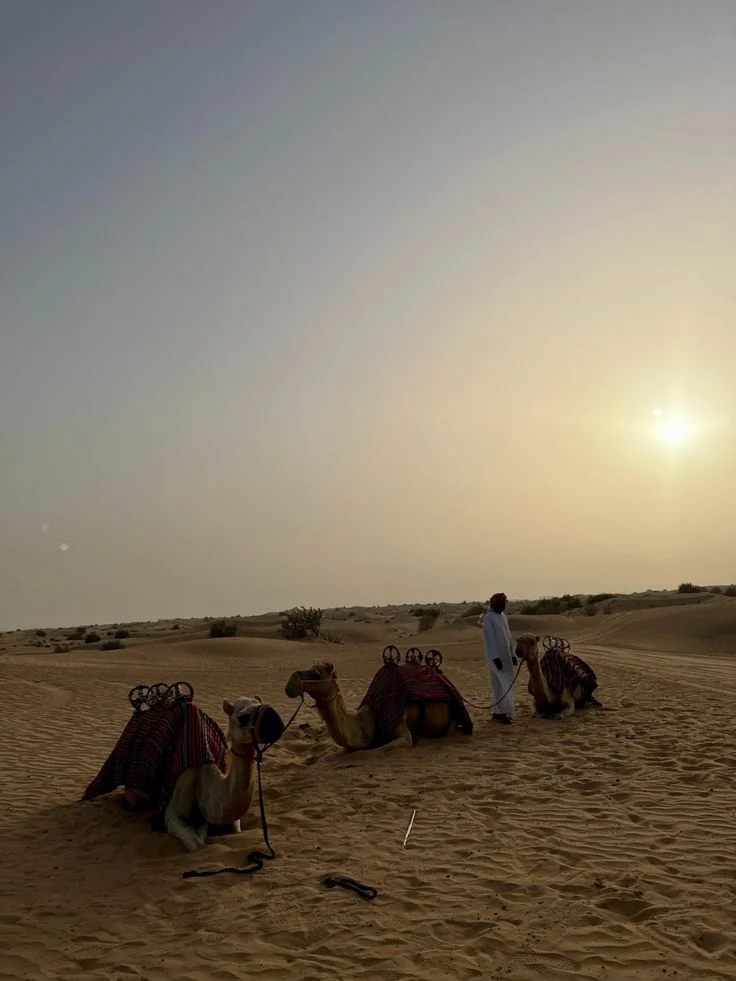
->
[{"left": 2, "top": 598, "right": 735, "bottom": 980}]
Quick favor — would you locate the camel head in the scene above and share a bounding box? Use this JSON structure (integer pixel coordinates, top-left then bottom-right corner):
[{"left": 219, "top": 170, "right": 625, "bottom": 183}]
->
[
  {"left": 222, "top": 694, "right": 265, "bottom": 750},
  {"left": 284, "top": 661, "right": 337, "bottom": 701},
  {"left": 515, "top": 633, "right": 540, "bottom": 663}
]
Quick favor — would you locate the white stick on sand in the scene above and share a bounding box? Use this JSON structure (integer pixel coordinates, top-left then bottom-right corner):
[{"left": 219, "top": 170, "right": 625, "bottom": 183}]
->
[{"left": 402, "top": 808, "right": 417, "bottom": 848}]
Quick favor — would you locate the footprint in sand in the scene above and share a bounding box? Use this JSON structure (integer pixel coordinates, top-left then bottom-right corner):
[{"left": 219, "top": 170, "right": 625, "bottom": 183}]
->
[
  {"left": 692, "top": 930, "right": 730, "bottom": 954},
  {"left": 596, "top": 895, "right": 660, "bottom": 922}
]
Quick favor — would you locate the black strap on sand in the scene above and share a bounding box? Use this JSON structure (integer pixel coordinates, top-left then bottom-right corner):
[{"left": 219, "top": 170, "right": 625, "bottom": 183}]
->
[{"left": 321, "top": 874, "right": 378, "bottom": 900}]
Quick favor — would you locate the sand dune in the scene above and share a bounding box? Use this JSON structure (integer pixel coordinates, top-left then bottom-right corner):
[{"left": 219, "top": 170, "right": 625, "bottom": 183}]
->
[
  {"left": 2, "top": 600, "right": 736, "bottom": 980},
  {"left": 572, "top": 600, "right": 736, "bottom": 657}
]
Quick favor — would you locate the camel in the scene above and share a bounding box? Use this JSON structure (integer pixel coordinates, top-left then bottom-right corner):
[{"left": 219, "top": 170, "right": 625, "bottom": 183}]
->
[
  {"left": 515, "top": 634, "right": 600, "bottom": 719},
  {"left": 122, "top": 695, "right": 264, "bottom": 852},
  {"left": 284, "top": 661, "right": 470, "bottom": 751}
]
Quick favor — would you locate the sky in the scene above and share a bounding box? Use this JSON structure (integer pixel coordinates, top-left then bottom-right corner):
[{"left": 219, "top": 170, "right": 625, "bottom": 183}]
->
[{"left": 1, "top": 1, "right": 735, "bottom": 629}]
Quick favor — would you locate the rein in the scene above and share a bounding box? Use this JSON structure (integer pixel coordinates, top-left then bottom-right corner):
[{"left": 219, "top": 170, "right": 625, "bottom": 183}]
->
[
  {"left": 182, "top": 696, "right": 305, "bottom": 880},
  {"left": 321, "top": 875, "right": 377, "bottom": 900},
  {"left": 181, "top": 691, "right": 378, "bottom": 898},
  {"left": 461, "top": 660, "right": 524, "bottom": 711}
]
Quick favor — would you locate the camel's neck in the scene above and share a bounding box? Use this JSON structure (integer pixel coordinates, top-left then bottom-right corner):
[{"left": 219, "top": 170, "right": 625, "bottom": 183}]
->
[
  {"left": 313, "top": 685, "right": 375, "bottom": 750},
  {"left": 526, "top": 655, "right": 554, "bottom": 709},
  {"left": 219, "top": 746, "right": 256, "bottom": 821}
]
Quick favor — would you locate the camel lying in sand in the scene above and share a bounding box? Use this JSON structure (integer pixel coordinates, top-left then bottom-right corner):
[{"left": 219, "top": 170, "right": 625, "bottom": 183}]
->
[
  {"left": 515, "top": 634, "right": 600, "bottom": 719},
  {"left": 284, "top": 660, "right": 472, "bottom": 751},
  {"left": 113, "top": 696, "right": 266, "bottom": 852}
]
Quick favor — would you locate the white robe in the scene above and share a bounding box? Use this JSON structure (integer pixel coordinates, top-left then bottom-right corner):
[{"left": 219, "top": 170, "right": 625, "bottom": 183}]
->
[{"left": 482, "top": 610, "right": 516, "bottom": 717}]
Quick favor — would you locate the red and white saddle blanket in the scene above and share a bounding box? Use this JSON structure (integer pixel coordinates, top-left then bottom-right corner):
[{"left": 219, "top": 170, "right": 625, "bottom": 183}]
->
[
  {"left": 82, "top": 700, "right": 228, "bottom": 826},
  {"left": 359, "top": 663, "right": 473, "bottom": 747},
  {"left": 531, "top": 650, "right": 598, "bottom": 698}
]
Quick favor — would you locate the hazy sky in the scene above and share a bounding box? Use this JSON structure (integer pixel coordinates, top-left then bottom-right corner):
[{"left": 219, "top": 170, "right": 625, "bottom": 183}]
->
[{"left": 2, "top": 1, "right": 735, "bottom": 629}]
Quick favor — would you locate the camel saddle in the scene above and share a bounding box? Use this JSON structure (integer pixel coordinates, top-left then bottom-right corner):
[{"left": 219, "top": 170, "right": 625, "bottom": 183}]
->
[
  {"left": 533, "top": 649, "right": 598, "bottom": 698},
  {"left": 82, "top": 699, "right": 228, "bottom": 828},
  {"left": 359, "top": 662, "right": 473, "bottom": 747}
]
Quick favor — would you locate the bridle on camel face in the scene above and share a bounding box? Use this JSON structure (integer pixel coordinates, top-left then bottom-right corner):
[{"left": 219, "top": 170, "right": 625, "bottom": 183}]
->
[
  {"left": 298, "top": 675, "right": 336, "bottom": 701},
  {"left": 514, "top": 635, "right": 540, "bottom": 663}
]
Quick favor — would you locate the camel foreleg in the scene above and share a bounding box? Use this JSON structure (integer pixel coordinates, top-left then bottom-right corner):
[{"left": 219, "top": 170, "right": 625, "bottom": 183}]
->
[
  {"left": 557, "top": 694, "right": 576, "bottom": 719},
  {"left": 165, "top": 770, "right": 205, "bottom": 852},
  {"left": 374, "top": 721, "right": 414, "bottom": 751},
  {"left": 166, "top": 812, "right": 206, "bottom": 852}
]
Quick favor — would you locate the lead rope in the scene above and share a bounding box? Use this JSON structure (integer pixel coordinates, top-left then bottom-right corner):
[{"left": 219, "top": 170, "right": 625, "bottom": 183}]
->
[
  {"left": 321, "top": 875, "right": 377, "bottom": 900},
  {"left": 182, "top": 749, "right": 274, "bottom": 878},
  {"left": 180, "top": 696, "right": 380, "bottom": 898},
  {"left": 461, "top": 660, "right": 524, "bottom": 711},
  {"left": 182, "top": 697, "right": 305, "bottom": 879}
]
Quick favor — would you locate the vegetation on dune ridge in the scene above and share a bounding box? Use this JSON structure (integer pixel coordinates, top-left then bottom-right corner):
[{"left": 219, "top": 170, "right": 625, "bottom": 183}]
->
[{"left": 5, "top": 585, "right": 735, "bottom": 642}]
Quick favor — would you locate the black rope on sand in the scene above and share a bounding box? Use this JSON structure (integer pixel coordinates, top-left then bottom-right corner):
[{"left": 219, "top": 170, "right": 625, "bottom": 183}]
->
[
  {"left": 182, "top": 751, "right": 274, "bottom": 879},
  {"left": 321, "top": 875, "right": 378, "bottom": 900},
  {"left": 181, "top": 696, "right": 380, "bottom": 896}
]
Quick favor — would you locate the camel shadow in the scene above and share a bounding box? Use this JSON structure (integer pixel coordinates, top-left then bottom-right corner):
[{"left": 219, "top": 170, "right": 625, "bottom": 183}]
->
[{"left": 3, "top": 790, "right": 272, "bottom": 898}]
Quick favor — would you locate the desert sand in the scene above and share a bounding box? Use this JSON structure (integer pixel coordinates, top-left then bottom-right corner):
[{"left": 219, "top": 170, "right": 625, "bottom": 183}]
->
[{"left": 2, "top": 594, "right": 736, "bottom": 980}]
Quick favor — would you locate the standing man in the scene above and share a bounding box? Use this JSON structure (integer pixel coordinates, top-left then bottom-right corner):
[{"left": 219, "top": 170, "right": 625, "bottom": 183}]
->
[{"left": 482, "top": 592, "right": 518, "bottom": 725}]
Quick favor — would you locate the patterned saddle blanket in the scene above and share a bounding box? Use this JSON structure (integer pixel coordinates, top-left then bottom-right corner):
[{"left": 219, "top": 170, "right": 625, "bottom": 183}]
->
[
  {"left": 359, "top": 663, "right": 473, "bottom": 747},
  {"left": 82, "top": 699, "right": 228, "bottom": 826},
  {"left": 530, "top": 649, "right": 598, "bottom": 698}
]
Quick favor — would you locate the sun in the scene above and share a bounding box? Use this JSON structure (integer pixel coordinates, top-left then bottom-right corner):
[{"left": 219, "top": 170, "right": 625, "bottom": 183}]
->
[{"left": 658, "top": 418, "right": 690, "bottom": 445}]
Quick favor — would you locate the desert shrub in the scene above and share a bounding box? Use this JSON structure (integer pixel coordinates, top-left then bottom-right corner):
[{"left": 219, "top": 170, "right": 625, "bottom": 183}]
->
[
  {"left": 677, "top": 582, "right": 702, "bottom": 594},
  {"left": 520, "top": 595, "right": 581, "bottom": 615},
  {"left": 562, "top": 593, "right": 583, "bottom": 610},
  {"left": 100, "top": 639, "right": 123, "bottom": 651},
  {"left": 463, "top": 602, "right": 485, "bottom": 618},
  {"left": 171, "top": 623, "right": 180, "bottom": 630},
  {"left": 320, "top": 630, "right": 343, "bottom": 645},
  {"left": 280, "top": 606, "right": 323, "bottom": 641},
  {"left": 114, "top": 629, "right": 130, "bottom": 639},
  {"left": 586, "top": 593, "right": 617, "bottom": 605},
  {"left": 54, "top": 644, "right": 70, "bottom": 654},
  {"left": 84, "top": 632, "right": 100, "bottom": 644},
  {"left": 411, "top": 606, "right": 441, "bottom": 631},
  {"left": 209, "top": 620, "right": 238, "bottom": 638},
  {"left": 711, "top": 586, "right": 722, "bottom": 594},
  {"left": 724, "top": 585, "right": 736, "bottom": 597},
  {"left": 36, "top": 629, "right": 47, "bottom": 637}
]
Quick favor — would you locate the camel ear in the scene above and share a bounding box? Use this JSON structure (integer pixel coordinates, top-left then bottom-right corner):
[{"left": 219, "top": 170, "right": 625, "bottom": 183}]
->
[
  {"left": 254, "top": 694, "right": 263, "bottom": 704},
  {"left": 223, "top": 699, "right": 234, "bottom": 716},
  {"left": 325, "top": 661, "right": 335, "bottom": 675},
  {"left": 535, "top": 635, "right": 540, "bottom": 642}
]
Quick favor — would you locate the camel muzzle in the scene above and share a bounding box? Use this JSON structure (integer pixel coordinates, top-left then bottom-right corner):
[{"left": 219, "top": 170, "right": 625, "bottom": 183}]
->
[
  {"left": 251, "top": 704, "right": 285, "bottom": 747},
  {"left": 284, "top": 676, "right": 302, "bottom": 699}
]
